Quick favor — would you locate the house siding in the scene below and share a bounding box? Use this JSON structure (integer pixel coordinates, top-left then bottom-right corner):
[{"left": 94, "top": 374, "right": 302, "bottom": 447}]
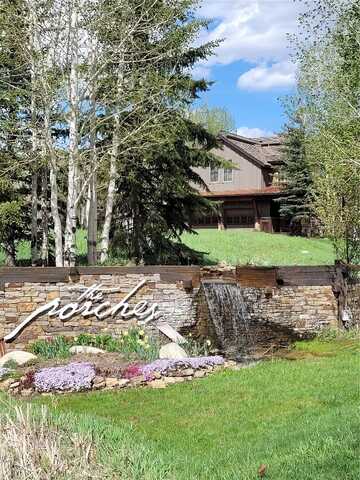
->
[{"left": 193, "top": 144, "right": 265, "bottom": 192}]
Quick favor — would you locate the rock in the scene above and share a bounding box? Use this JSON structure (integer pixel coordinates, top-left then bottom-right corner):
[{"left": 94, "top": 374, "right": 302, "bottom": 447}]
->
[
  {"left": 105, "top": 377, "right": 121, "bottom": 388},
  {"left": 148, "top": 379, "right": 167, "bottom": 389},
  {"left": 179, "top": 368, "right": 194, "bottom": 377},
  {"left": 194, "top": 370, "right": 206, "bottom": 378},
  {"left": 163, "top": 376, "right": 185, "bottom": 384},
  {"left": 167, "top": 368, "right": 194, "bottom": 377},
  {"left": 163, "top": 376, "right": 177, "bottom": 384},
  {"left": 224, "top": 360, "right": 237, "bottom": 369},
  {"left": 117, "top": 379, "right": 130, "bottom": 388},
  {"left": 0, "top": 378, "right": 14, "bottom": 391},
  {"left": 69, "top": 346, "right": 106, "bottom": 355},
  {"left": 0, "top": 351, "right": 37, "bottom": 368},
  {"left": 93, "top": 376, "right": 105, "bottom": 390},
  {"left": 9, "top": 381, "right": 20, "bottom": 389},
  {"left": 159, "top": 342, "right": 187, "bottom": 360},
  {"left": 129, "top": 375, "right": 146, "bottom": 387},
  {"left": 20, "top": 388, "right": 33, "bottom": 397}
]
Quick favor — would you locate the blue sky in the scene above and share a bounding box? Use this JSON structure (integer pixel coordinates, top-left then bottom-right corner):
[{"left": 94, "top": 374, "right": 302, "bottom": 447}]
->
[{"left": 194, "top": 0, "right": 303, "bottom": 137}]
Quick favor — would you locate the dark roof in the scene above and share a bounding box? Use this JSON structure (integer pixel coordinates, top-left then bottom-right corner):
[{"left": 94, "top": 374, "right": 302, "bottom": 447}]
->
[
  {"left": 200, "top": 186, "right": 282, "bottom": 198},
  {"left": 218, "top": 132, "right": 284, "bottom": 168}
]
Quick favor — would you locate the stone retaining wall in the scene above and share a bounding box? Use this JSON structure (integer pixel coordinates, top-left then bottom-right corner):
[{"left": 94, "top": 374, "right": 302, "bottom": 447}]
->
[
  {"left": 348, "top": 283, "right": 360, "bottom": 326},
  {"left": 0, "top": 267, "right": 201, "bottom": 351},
  {"left": 0, "top": 265, "right": 358, "bottom": 354}
]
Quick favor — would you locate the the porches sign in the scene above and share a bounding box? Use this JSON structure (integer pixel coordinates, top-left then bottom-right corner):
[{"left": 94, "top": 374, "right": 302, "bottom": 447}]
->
[{"left": 3, "top": 279, "right": 182, "bottom": 345}]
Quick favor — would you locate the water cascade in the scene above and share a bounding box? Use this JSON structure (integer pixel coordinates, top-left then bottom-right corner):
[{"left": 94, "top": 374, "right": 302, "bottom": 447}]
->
[{"left": 202, "top": 280, "right": 254, "bottom": 359}]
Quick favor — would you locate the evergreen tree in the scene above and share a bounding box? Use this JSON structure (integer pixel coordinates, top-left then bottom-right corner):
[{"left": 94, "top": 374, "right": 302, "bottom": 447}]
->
[
  {"left": 107, "top": 1, "right": 223, "bottom": 264},
  {"left": 0, "top": 0, "right": 31, "bottom": 264},
  {"left": 277, "top": 109, "right": 313, "bottom": 236}
]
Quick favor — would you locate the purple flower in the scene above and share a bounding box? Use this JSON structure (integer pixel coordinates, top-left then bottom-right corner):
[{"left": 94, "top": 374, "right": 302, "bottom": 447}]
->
[
  {"left": 141, "top": 356, "right": 224, "bottom": 380},
  {"left": 0, "top": 367, "right": 10, "bottom": 380},
  {"left": 34, "top": 362, "right": 95, "bottom": 392}
]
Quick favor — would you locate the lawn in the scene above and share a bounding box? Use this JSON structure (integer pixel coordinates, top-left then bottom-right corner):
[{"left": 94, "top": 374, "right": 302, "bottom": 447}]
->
[
  {"left": 0, "top": 229, "right": 335, "bottom": 266},
  {"left": 181, "top": 229, "right": 335, "bottom": 266},
  {"left": 34, "top": 339, "right": 359, "bottom": 480}
]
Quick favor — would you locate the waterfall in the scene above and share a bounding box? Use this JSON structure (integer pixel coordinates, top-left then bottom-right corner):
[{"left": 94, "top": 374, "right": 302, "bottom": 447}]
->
[{"left": 202, "top": 281, "right": 254, "bottom": 359}]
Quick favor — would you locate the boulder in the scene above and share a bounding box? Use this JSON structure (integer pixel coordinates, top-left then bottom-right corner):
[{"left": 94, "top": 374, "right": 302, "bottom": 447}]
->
[
  {"left": 69, "top": 346, "right": 106, "bottom": 355},
  {"left": 148, "top": 379, "right": 167, "bottom": 389},
  {"left": 105, "top": 377, "right": 121, "bottom": 388},
  {"left": 0, "top": 351, "right": 37, "bottom": 368},
  {"left": 159, "top": 342, "right": 187, "bottom": 360}
]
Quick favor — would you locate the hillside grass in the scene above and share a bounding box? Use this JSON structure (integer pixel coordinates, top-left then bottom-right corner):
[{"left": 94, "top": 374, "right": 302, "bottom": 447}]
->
[
  {"left": 33, "top": 338, "right": 359, "bottom": 480},
  {"left": 0, "top": 229, "right": 335, "bottom": 266},
  {"left": 181, "top": 228, "right": 335, "bottom": 266}
]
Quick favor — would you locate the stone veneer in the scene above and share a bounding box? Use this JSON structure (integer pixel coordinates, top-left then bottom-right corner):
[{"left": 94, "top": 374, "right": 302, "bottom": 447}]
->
[
  {"left": 0, "top": 266, "right": 358, "bottom": 353},
  {"left": 348, "top": 284, "right": 360, "bottom": 326},
  {"left": 0, "top": 268, "right": 201, "bottom": 351}
]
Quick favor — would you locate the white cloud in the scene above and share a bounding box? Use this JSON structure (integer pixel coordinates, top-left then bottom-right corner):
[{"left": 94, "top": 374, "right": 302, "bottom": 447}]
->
[
  {"left": 237, "top": 126, "right": 274, "bottom": 138},
  {"left": 237, "top": 61, "right": 296, "bottom": 91},
  {"left": 197, "top": 0, "right": 301, "bottom": 65},
  {"left": 194, "top": 0, "right": 300, "bottom": 90}
]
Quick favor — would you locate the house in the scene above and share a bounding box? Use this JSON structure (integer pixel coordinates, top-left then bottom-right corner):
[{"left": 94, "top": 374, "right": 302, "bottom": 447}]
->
[{"left": 193, "top": 132, "right": 285, "bottom": 232}]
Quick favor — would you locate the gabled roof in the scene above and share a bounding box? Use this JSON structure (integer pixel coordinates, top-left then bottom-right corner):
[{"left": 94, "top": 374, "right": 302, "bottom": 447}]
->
[
  {"left": 200, "top": 186, "right": 282, "bottom": 198},
  {"left": 218, "top": 132, "right": 284, "bottom": 168}
]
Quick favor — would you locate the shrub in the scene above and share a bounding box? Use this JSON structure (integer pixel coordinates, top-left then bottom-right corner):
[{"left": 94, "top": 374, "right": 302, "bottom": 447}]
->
[
  {"left": 30, "top": 336, "right": 72, "bottom": 359},
  {"left": 34, "top": 363, "right": 95, "bottom": 392},
  {"left": 141, "top": 356, "right": 225, "bottom": 380}
]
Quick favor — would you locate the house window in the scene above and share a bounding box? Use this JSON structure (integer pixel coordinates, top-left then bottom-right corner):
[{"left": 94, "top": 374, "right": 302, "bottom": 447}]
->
[
  {"left": 224, "top": 168, "right": 233, "bottom": 182},
  {"left": 210, "top": 167, "right": 219, "bottom": 183}
]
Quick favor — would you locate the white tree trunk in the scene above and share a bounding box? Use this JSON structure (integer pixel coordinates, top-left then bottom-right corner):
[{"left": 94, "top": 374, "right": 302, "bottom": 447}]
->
[
  {"left": 31, "top": 172, "right": 38, "bottom": 265},
  {"left": 40, "top": 169, "right": 49, "bottom": 266},
  {"left": 29, "top": 2, "right": 39, "bottom": 266},
  {"left": 44, "top": 102, "right": 63, "bottom": 266},
  {"left": 64, "top": 2, "right": 79, "bottom": 267},
  {"left": 49, "top": 164, "right": 63, "bottom": 266},
  {"left": 87, "top": 173, "right": 97, "bottom": 264},
  {"left": 87, "top": 40, "right": 98, "bottom": 265},
  {"left": 100, "top": 115, "right": 119, "bottom": 263}
]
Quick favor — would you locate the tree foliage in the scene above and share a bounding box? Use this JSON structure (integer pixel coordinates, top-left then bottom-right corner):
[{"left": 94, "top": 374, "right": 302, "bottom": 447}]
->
[
  {"left": 0, "top": 0, "right": 221, "bottom": 266},
  {"left": 277, "top": 101, "right": 313, "bottom": 236},
  {"left": 294, "top": 0, "right": 360, "bottom": 262},
  {"left": 190, "top": 104, "right": 236, "bottom": 135}
]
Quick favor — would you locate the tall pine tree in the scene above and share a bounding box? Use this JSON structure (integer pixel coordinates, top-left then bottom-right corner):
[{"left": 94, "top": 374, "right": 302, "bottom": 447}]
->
[
  {"left": 277, "top": 110, "right": 314, "bottom": 236},
  {"left": 107, "top": 1, "right": 224, "bottom": 264}
]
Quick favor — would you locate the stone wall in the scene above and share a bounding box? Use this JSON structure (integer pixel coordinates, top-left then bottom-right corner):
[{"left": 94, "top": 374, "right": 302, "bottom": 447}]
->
[
  {"left": 348, "top": 283, "right": 360, "bottom": 326},
  {"left": 0, "top": 267, "right": 201, "bottom": 351},
  {"left": 241, "top": 285, "right": 338, "bottom": 349},
  {"left": 0, "top": 265, "right": 358, "bottom": 355}
]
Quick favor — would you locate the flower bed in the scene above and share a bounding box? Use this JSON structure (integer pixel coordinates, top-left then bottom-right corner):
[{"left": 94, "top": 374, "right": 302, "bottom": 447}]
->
[
  {"left": 34, "top": 363, "right": 96, "bottom": 393},
  {"left": 0, "top": 355, "right": 236, "bottom": 396},
  {"left": 142, "top": 356, "right": 225, "bottom": 380}
]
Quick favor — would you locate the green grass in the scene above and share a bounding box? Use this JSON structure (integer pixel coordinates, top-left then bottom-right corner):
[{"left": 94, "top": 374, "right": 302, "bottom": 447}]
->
[
  {"left": 34, "top": 339, "right": 359, "bottom": 480},
  {"left": 181, "top": 229, "right": 335, "bottom": 266},
  {"left": 1, "top": 229, "right": 335, "bottom": 266}
]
